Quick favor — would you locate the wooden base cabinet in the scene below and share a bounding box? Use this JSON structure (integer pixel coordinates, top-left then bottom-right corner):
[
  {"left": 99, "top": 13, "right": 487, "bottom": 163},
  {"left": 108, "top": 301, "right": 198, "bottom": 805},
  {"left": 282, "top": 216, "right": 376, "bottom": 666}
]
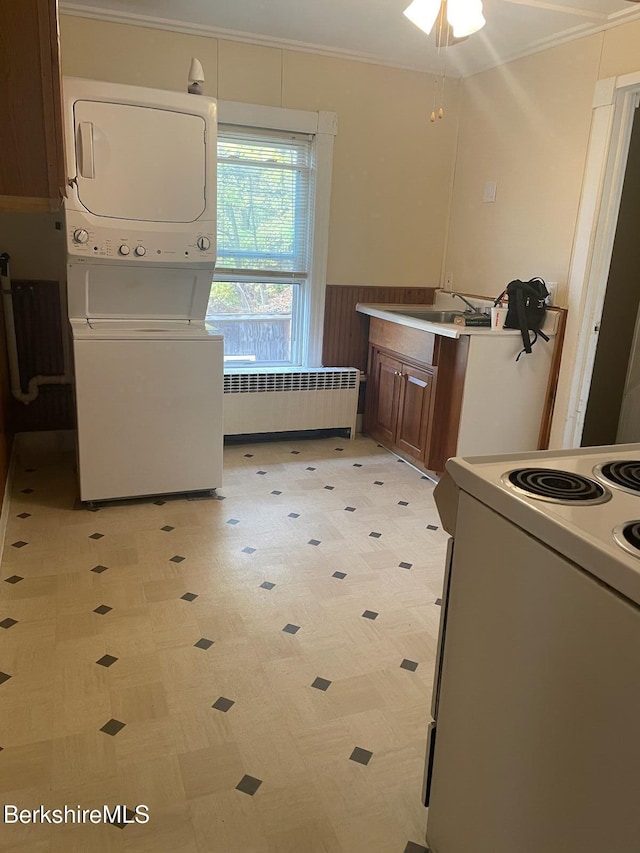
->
[
  {"left": 362, "top": 308, "right": 564, "bottom": 469},
  {"left": 396, "top": 363, "right": 434, "bottom": 461},
  {"left": 367, "top": 351, "right": 402, "bottom": 446},
  {"left": 365, "top": 345, "right": 436, "bottom": 469},
  {"left": 364, "top": 318, "right": 468, "bottom": 474}
]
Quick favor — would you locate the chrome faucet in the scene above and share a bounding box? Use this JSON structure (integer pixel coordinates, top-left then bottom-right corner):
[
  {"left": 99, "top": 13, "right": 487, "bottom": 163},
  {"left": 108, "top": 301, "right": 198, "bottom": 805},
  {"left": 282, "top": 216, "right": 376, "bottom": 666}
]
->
[{"left": 451, "top": 293, "right": 477, "bottom": 313}]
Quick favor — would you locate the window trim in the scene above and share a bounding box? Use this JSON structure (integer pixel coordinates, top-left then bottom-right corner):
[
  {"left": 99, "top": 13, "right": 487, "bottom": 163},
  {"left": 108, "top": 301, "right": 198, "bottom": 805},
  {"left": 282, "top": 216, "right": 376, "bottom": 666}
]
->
[{"left": 216, "top": 100, "right": 337, "bottom": 369}]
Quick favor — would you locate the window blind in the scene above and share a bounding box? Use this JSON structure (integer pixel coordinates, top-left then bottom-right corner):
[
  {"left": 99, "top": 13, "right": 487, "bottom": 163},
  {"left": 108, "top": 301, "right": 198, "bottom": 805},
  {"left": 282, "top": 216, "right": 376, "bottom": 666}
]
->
[{"left": 216, "top": 128, "right": 314, "bottom": 278}]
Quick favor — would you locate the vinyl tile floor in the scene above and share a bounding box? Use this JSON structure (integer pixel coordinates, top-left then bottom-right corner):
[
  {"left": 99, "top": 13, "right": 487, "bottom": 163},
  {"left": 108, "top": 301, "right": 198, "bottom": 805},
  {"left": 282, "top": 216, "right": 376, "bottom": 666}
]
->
[{"left": 0, "top": 435, "right": 446, "bottom": 853}]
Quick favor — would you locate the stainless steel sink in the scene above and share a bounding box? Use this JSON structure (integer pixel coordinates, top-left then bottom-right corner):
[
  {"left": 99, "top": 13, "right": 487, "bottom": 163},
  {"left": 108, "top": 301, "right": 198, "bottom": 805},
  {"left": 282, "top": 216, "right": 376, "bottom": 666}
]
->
[{"left": 387, "top": 309, "right": 464, "bottom": 323}]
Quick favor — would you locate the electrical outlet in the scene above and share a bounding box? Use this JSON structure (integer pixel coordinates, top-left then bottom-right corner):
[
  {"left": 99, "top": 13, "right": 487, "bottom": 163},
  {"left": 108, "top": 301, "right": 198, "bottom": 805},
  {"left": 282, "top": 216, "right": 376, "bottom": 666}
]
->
[
  {"left": 546, "top": 281, "right": 557, "bottom": 305},
  {"left": 444, "top": 271, "right": 453, "bottom": 290}
]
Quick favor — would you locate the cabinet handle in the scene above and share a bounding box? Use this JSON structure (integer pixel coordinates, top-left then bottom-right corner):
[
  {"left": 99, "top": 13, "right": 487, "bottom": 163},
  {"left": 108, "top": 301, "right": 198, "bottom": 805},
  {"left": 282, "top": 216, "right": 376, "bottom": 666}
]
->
[{"left": 408, "top": 375, "right": 428, "bottom": 388}]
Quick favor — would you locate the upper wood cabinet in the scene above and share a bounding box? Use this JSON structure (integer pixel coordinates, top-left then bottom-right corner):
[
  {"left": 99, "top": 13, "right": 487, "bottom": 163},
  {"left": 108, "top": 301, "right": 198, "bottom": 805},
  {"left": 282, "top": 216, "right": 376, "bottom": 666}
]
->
[{"left": 0, "top": 0, "right": 65, "bottom": 212}]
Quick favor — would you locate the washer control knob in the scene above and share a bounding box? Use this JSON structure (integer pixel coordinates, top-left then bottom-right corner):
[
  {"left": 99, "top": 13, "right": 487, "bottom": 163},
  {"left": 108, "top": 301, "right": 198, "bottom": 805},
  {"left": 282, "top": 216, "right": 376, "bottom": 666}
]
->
[
  {"left": 134, "top": 246, "right": 146, "bottom": 257},
  {"left": 119, "top": 244, "right": 130, "bottom": 256},
  {"left": 73, "top": 228, "right": 89, "bottom": 244},
  {"left": 196, "top": 236, "right": 211, "bottom": 251}
]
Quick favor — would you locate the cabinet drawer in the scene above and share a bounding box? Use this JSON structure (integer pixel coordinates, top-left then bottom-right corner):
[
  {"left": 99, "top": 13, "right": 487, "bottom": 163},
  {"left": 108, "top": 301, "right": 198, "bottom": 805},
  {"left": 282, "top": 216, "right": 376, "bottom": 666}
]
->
[{"left": 369, "top": 318, "right": 436, "bottom": 366}]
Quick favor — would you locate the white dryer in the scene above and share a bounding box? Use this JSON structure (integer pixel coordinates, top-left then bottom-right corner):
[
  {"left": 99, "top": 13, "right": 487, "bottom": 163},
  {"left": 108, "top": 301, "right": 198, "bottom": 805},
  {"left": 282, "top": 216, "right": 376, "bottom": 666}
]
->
[
  {"left": 63, "top": 77, "right": 217, "bottom": 263},
  {"left": 63, "top": 78, "right": 223, "bottom": 502}
]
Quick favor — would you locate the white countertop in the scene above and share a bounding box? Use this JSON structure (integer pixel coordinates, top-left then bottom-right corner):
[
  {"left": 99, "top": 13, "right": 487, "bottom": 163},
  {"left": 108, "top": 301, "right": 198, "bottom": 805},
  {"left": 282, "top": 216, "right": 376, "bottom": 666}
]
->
[{"left": 356, "top": 302, "right": 559, "bottom": 338}]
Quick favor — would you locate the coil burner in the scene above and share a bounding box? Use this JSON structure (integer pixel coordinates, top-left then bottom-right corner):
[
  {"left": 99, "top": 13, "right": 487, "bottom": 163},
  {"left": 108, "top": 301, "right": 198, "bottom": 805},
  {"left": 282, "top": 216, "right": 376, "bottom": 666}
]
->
[
  {"left": 593, "top": 460, "right": 640, "bottom": 496},
  {"left": 613, "top": 521, "right": 640, "bottom": 558},
  {"left": 502, "top": 468, "right": 611, "bottom": 505}
]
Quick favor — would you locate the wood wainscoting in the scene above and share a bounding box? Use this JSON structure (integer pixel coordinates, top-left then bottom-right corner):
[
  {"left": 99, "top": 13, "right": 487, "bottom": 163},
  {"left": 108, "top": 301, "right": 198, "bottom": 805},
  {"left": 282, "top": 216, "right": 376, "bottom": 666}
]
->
[
  {"left": 7, "top": 280, "right": 74, "bottom": 434},
  {"left": 0, "top": 296, "right": 13, "bottom": 511},
  {"left": 322, "top": 285, "right": 436, "bottom": 372}
]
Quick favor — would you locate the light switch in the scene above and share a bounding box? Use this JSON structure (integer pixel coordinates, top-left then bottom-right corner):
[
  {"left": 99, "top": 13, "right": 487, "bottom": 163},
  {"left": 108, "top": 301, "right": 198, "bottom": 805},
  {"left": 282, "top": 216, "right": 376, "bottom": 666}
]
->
[{"left": 483, "top": 180, "right": 497, "bottom": 203}]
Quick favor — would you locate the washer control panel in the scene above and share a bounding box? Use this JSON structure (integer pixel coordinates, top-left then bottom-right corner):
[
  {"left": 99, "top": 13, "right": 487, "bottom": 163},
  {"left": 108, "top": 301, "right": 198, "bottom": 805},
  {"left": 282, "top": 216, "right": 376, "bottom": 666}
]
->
[{"left": 66, "top": 213, "right": 216, "bottom": 264}]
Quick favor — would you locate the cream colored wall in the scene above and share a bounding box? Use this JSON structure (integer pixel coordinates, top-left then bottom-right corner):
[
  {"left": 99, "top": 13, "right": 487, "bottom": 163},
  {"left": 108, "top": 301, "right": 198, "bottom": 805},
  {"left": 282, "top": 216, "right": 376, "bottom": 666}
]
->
[
  {"left": 445, "top": 20, "right": 640, "bottom": 447},
  {"left": 445, "top": 35, "right": 603, "bottom": 307},
  {"left": 599, "top": 19, "right": 640, "bottom": 79},
  {"left": 282, "top": 52, "right": 459, "bottom": 288},
  {"left": 0, "top": 212, "right": 66, "bottom": 281},
  {"left": 446, "top": 21, "right": 640, "bottom": 309},
  {"left": 59, "top": 15, "right": 460, "bottom": 289}
]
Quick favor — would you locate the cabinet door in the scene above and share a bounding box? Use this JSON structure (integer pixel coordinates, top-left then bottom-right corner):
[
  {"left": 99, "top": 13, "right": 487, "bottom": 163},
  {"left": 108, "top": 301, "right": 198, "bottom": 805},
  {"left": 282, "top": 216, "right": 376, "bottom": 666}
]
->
[
  {"left": 0, "top": 0, "right": 65, "bottom": 211},
  {"left": 73, "top": 101, "right": 206, "bottom": 223},
  {"left": 396, "top": 363, "right": 434, "bottom": 461},
  {"left": 369, "top": 350, "right": 402, "bottom": 444}
]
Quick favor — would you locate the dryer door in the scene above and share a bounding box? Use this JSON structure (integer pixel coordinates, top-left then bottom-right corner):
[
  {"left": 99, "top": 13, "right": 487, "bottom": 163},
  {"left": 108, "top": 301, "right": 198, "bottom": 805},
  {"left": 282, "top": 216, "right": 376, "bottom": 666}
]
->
[{"left": 73, "top": 100, "right": 206, "bottom": 223}]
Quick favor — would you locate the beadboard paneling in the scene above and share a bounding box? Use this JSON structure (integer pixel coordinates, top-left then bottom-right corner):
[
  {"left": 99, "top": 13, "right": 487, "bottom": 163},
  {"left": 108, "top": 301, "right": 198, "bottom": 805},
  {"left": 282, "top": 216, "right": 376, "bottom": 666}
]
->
[
  {"left": 0, "top": 300, "right": 13, "bottom": 510},
  {"left": 322, "top": 285, "right": 437, "bottom": 372},
  {"left": 9, "top": 279, "right": 74, "bottom": 432}
]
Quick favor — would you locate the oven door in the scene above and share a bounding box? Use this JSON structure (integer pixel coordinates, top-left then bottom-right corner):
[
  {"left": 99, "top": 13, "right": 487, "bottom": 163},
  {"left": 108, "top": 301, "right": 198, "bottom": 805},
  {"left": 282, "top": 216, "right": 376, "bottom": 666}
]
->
[
  {"left": 422, "top": 720, "right": 437, "bottom": 807},
  {"left": 431, "top": 536, "right": 454, "bottom": 720},
  {"left": 423, "top": 536, "right": 455, "bottom": 807}
]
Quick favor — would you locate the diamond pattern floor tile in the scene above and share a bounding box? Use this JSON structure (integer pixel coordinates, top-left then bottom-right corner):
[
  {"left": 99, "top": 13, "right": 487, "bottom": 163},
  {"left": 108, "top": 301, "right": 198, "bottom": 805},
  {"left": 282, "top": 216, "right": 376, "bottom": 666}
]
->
[{"left": 0, "top": 435, "right": 445, "bottom": 852}]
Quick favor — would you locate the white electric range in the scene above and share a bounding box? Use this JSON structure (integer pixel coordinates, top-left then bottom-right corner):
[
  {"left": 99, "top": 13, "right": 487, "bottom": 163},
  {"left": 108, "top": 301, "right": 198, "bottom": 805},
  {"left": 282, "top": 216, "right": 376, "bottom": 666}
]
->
[{"left": 424, "top": 443, "right": 640, "bottom": 853}]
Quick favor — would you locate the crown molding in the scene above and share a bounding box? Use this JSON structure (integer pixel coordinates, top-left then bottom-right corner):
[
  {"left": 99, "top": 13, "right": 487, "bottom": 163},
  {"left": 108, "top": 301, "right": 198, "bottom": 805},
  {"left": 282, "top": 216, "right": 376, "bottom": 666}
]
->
[
  {"left": 59, "top": 3, "right": 445, "bottom": 75},
  {"left": 59, "top": 2, "right": 640, "bottom": 82},
  {"left": 461, "top": 5, "right": 640, "bottom": 78}
]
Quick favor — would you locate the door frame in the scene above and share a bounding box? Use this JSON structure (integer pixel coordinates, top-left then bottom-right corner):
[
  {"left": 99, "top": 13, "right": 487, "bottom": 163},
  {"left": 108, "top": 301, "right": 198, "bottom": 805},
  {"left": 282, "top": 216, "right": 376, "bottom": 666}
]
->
[{"left": 551, "top": 72, "right": 640, "bottom": 448}]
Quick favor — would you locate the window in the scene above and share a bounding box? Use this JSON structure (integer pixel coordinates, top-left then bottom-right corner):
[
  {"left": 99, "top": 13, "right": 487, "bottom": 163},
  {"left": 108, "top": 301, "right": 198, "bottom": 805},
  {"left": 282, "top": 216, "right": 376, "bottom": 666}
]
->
[{"left": 206, "top": 104, "right": 336, "bottom": 369}]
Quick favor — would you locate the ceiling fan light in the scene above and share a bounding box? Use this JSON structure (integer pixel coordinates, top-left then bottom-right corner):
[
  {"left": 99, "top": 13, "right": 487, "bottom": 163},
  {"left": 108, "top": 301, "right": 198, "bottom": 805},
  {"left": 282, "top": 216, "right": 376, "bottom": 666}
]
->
[
  {"left": 403, "top": 0, "right": 441, "bottom": 35},
  {"left": 447, "top": 0, "right": 486, "bottom": 37}
]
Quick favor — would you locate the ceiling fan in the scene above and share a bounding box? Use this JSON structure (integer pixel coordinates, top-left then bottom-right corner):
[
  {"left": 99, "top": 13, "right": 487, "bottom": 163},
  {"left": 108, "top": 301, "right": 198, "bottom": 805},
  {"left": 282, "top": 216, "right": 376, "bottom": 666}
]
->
[{"left": 405, "top": 0, "right": 636, "bottom": 48}]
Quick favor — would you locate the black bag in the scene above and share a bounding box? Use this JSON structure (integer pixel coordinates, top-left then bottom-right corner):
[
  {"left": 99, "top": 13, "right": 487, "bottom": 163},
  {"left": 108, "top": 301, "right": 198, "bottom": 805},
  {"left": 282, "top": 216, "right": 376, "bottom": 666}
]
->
[{"left": 494, "top": 277, "right": 549, "bottom": 360}]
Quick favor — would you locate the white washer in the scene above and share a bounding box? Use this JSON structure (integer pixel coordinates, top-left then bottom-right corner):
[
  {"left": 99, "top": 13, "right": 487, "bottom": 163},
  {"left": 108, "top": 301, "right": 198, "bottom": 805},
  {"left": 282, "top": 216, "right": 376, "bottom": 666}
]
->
[{"left": 72, "top": 318, "right": 222, "bottom": 502}]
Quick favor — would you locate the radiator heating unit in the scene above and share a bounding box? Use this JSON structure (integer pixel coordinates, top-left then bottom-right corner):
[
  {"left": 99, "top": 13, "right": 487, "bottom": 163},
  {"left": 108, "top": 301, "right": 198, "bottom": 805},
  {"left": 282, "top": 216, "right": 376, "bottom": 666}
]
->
[{"left": 224, "top": 368, "right": 359, "bottom": 438}]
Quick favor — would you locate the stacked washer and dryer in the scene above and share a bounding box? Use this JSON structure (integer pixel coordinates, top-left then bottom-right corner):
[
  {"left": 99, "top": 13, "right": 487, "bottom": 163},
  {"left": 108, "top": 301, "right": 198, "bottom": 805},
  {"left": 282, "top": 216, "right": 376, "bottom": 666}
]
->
[{"left": 63, "top": 77, "right": 223, "bottom": 503}]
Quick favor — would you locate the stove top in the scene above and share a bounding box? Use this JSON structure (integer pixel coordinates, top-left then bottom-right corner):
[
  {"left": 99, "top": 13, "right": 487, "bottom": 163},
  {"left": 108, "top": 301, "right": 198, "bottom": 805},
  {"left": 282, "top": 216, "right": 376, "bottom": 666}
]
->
[{"left": 442, "top": 443, "right": 640, "bottom": 606}]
